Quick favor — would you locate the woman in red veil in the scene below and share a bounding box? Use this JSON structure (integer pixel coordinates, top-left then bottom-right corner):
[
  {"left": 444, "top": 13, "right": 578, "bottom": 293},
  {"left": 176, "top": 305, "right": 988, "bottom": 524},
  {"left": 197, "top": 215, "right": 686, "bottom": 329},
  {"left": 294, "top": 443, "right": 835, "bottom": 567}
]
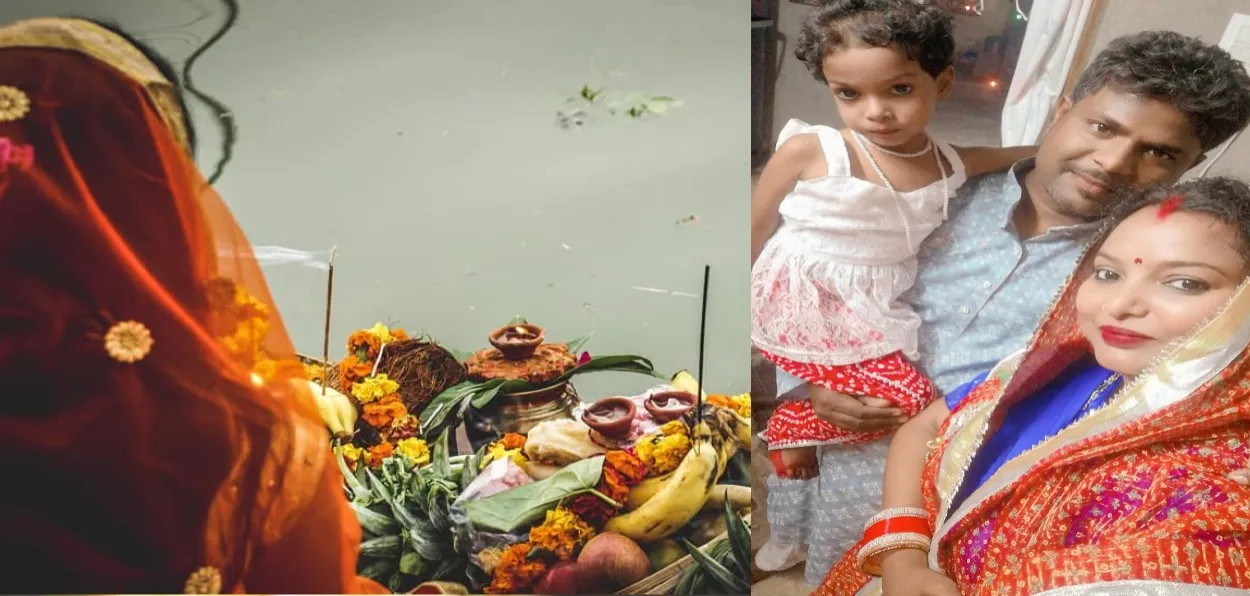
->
[{"left": 0, "top": 17, "right": 386, "bottom": 594}]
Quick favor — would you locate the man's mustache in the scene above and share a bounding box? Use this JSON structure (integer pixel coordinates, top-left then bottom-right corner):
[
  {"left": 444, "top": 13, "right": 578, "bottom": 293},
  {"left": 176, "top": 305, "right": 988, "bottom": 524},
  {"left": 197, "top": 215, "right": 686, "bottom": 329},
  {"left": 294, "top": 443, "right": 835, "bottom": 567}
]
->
[{"left": 1065, "top": 166, "right": 1120, "bottom": 190}]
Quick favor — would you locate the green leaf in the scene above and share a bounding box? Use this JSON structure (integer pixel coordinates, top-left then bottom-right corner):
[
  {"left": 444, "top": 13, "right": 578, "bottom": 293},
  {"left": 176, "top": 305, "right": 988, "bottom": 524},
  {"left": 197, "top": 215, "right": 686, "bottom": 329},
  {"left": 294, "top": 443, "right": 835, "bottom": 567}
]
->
[
  {"left": 387, "top": 570, "right": 408, "bottom": 593},
  {"left": 463, "top": 456, "right": 606, "bottom": 533},
  {"left": 723, "top": 499, "right": 752, "bottom": 578},
  {"left": 351, "top": 502, "right": 400, "bottom": 536},
  {"left": 468, "top": 382, "right": 506, "bottom": 409},
  {"left": 676, "top": 538, "right": 749, "bottom": 594},
  {"left": 410, "top": 525, "right": 447, "bottom": 561},
  {"left": 433, "top": 429, "right": 451, "bottom": 478},
  {"left": 564, "top": 334, "right": 592, "bottom": 355},
  {"left": 399, "top": 548, "right": 426, "bottom": 576},
  {"left": 420, "top": 380, "right": 502, "bottom": 436},
  {"left": 360, "top": 535, "right": 403, "bottom": 558},
  {"left": 508, "top": 314, "right": 528, "bottom": 325},
  {"left": 359, "top": 558, "right": 397, "bottom": 582}
]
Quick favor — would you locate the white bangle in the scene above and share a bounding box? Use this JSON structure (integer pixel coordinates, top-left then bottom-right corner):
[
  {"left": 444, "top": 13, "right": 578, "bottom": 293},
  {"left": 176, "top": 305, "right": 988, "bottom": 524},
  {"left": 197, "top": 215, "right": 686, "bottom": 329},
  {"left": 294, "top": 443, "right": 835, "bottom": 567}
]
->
[{"left": 856, "top": 532, "right": 931, "bottom": 576}]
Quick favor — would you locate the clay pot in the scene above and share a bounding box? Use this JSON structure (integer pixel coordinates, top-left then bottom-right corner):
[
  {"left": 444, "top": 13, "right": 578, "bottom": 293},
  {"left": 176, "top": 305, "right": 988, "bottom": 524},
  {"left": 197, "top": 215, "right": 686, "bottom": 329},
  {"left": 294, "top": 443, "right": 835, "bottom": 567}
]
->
[
  {"left": 645, "top": 390, "right": 697, "bottom": 422},
  {"left": 582, "top": 396, "right": 637, "bottom": 438},
  {"left": 488, "top": 323, "right": 544, "bottom": 360}
]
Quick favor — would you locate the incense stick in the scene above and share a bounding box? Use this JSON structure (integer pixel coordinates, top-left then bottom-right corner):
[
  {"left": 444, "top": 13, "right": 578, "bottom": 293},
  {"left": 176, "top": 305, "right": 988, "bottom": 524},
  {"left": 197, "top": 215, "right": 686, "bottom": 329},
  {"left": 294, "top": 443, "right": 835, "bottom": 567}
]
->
[
  {"left": 320, "top": 247, "right": 338, "bottom": 396},
  {"left": 695, "top": 265, "right": 710, "bottom": 426}
]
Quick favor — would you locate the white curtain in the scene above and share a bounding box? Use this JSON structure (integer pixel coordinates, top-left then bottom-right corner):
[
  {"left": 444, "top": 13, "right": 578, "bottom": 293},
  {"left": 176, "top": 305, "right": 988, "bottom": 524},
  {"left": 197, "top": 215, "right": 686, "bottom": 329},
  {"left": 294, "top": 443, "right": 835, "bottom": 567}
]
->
[{"left": 1000, "top": 0, "right": 1098, "bottom": 146}]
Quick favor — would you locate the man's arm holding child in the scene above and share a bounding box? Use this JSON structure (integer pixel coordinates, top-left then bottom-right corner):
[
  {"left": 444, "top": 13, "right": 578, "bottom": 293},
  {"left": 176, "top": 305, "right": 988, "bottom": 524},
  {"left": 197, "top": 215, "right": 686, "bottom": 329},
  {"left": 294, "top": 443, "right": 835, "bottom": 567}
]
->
[{"left": 957, "top": 145, "right": 1038, "bottom": 178}]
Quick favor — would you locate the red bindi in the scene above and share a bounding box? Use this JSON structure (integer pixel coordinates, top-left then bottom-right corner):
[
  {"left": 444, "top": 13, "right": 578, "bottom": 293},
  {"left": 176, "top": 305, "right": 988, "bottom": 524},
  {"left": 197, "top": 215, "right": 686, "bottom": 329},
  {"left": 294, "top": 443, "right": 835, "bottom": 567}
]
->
[{"left": 1133, "top": 258, "right": 1143, "bottom": 265}]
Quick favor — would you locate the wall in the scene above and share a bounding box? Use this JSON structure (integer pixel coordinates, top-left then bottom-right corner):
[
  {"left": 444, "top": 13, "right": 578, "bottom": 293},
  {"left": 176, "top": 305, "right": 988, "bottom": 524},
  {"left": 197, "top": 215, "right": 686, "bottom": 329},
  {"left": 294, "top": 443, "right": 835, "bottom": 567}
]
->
[
  {"left": 1075, "top": 0, "right": 1250, "bottom": 179},
  {"left": 0, "top": 0, "right": 750, "bottom": 397}
]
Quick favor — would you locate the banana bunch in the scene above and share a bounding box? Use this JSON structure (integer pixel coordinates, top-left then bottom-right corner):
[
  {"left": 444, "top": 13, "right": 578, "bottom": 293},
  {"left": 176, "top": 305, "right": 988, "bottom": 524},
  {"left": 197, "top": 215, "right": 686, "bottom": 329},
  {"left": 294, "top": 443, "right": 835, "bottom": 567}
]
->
[
  {"left": 605, "top": 421, "right": 724, "bottom": 543},
  {"left": 670, "top": 371, "right": 751, "bottom": 450},
  {"left": 310, "top": 380, "right": 357, "bottom": 439}
]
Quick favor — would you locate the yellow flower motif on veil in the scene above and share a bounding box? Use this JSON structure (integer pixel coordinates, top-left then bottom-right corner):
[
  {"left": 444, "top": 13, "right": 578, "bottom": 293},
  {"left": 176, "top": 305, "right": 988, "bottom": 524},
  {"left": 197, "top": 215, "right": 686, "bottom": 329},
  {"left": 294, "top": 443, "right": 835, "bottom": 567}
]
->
[
  {"left": 184, "top": 565, "right": 222, "bottom": 594},
  {"left": 0, "top": 85, "right": 30, "bottom": 122}
]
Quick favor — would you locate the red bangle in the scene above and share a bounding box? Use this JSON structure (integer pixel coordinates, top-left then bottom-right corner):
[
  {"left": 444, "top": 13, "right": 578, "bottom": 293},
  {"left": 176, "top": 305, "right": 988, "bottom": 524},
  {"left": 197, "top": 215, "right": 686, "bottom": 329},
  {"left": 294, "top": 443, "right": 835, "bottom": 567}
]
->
[{"left": 862, "top": 515, "right": 931, "bottom": 544}]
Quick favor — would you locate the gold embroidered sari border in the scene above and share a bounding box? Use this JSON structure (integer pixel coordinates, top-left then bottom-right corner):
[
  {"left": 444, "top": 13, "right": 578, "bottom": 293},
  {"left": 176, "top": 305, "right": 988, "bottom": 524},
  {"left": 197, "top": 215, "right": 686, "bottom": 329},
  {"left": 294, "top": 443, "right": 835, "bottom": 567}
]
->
[{"left": 0, "top": 17, "right": 190, "bottom": 150}]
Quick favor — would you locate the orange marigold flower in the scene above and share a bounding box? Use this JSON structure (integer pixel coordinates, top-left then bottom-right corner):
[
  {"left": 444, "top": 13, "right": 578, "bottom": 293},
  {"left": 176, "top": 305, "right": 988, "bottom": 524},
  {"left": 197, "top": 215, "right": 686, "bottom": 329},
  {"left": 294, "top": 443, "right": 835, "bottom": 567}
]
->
[
  {"left": 527, "top": 507, "right": 595, "bottom": 562},
  {"left": 362, "top": 394, "right": 408, "bottom": 428},
  {"left": 365, "top": 442, "right": 394, "bottom": 468},
  {"left": 604, "top": 450, "right": 646, "bottom": 486},
  {"left": 337, "top": 354, "right": 375, "bottom": 392},
  {"left": 485, "top": 543, "right": 548, "bottom": 594},
  {"left": 500, "top": 432, "right": 527, "bottom": 450},
  {"left": 391, "top": 328, "right": 409, "bottom": 341},
  {"left": 599, "top": 466, "right": 630, "bottom": 505},
  {"left": 347, "top": 330, "right": 382, "bottom": 362}
]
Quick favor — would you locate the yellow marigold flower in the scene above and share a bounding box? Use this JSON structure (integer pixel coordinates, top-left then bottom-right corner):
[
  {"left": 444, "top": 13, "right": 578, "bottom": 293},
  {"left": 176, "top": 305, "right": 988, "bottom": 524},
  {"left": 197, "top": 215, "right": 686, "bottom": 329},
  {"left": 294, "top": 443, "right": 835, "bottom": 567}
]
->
[
  {"left": 636, "top": 431, "right": 691, "bottom": 476},
  {"left": 528, "top": 506, "right": 596, "bottom": 561},
  {"left": 303, "top": 362, "right": 327, "bottom": 382},
  {"left": 477, "top": 547, "right": 504, "bottom": 575},
  {"left": 481, "top": 441, "right": 528, "bottom": 470},
  {"left": 340, "top": 443, "right": 365, "bottom": 470},
  {"left": 351, "top": 374, "right": 400, "bottom": 404},
  {"left": 708, "top": 393, "right": 751, "bottom": 418},
  {"left": 659, "top": 420, "right": 689, "bottom": 437},
  {"left": 366, "top": 322, "right": 404, "bottom": 345},
  {"left": 396, "top": 437, "right": 431, "bottom": 466}
]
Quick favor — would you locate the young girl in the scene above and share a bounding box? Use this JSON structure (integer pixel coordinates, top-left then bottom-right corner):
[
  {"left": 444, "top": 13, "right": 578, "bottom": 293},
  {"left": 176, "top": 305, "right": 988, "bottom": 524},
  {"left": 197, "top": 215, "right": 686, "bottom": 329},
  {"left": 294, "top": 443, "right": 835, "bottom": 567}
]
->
[{"left": 751, "top": 0, "right": 1034, "bottom": 572}]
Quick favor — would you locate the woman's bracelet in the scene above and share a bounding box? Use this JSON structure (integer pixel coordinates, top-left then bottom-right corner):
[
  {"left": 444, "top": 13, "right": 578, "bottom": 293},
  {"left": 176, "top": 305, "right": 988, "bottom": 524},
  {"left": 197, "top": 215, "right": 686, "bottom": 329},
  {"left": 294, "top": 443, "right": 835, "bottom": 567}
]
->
[{"left": 855, "top": 507, "right": 932, "bottom": 576}]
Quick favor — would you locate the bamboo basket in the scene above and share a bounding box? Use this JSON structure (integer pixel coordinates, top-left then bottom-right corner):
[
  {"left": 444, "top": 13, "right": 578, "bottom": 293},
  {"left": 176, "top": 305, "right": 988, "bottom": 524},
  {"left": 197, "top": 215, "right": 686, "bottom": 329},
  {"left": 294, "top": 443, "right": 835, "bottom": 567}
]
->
[{"left": 616, "top": 517, "right": 753, "bottom": 595}]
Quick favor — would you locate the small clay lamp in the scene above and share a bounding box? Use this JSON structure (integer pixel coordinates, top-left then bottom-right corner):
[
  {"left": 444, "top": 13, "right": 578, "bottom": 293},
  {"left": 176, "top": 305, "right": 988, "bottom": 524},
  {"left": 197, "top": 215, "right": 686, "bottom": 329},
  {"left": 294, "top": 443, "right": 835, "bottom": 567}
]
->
[
  {"left": 582, "top": 396, "right": 636, "bottom": 439},
  {"left": 488, "top": 323, "right": 544, "bottom": 360},
  {"left": 645, "top": 390, "right": 696, "bottom": 422}
]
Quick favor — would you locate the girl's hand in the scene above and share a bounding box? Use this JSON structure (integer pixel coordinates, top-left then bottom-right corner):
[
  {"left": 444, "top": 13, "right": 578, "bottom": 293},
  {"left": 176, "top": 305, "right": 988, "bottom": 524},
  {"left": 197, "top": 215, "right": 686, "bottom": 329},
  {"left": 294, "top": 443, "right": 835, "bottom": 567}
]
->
[{"left": 880, "top": 549, "right": 961, "bottom": 596}]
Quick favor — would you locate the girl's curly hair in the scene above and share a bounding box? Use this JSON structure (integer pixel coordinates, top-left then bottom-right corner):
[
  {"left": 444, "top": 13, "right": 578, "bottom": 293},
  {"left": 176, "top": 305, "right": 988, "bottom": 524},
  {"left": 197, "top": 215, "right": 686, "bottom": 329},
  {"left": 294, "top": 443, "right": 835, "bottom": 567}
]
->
[{"left": 794, "top": 0, "right": 954, "bottom": 83}]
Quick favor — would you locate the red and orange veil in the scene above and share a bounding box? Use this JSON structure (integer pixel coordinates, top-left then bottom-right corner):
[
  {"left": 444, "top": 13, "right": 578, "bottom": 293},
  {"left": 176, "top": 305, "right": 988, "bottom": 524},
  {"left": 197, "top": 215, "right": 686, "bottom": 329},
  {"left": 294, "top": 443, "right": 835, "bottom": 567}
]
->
[{"left": 0, "top": 18, "right": 379, "bottom": 594}]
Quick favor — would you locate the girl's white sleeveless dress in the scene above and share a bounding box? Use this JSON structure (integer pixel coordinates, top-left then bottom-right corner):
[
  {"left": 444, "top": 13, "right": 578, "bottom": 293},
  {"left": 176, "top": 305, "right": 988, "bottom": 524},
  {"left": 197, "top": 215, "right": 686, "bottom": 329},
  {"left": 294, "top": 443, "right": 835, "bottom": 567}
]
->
[
  {"left": 751, "top": 119, "right": 967, "bottom": 369},
  {"left": 753, "top": 119, "right": 967, "bottom": 581}
]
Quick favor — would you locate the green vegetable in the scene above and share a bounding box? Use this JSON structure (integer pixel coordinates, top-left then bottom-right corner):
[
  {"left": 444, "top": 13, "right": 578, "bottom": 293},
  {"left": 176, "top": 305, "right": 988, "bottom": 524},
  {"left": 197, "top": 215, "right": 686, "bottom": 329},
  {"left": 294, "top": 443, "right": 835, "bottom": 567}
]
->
[
  {"left": 462, "top": 456, "right": 607, "bottom": 533},
  {"left": 360, "top": 535, "right": 402, "bottom": 558},
  {"left": 670, "top": 501, "right": 752, "bottom": 595}
]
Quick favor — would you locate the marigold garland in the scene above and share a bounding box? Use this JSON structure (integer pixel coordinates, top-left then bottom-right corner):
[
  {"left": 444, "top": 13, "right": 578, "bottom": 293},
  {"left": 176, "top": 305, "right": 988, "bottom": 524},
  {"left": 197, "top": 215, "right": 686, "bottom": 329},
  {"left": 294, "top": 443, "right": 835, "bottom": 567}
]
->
[
  {"left": 708, "top": 392, "right": 751, "bottom": 418},
  {"left": 362, "top": 394, "right": 407, "bottom": 428}
]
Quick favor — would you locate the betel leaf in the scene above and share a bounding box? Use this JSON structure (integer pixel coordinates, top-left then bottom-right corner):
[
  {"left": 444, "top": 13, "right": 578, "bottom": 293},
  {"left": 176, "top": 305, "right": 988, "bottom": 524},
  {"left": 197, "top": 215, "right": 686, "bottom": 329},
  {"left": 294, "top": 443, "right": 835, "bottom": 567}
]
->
[{"left": 462, "top": 456, "right": 605, "bottom": 533}]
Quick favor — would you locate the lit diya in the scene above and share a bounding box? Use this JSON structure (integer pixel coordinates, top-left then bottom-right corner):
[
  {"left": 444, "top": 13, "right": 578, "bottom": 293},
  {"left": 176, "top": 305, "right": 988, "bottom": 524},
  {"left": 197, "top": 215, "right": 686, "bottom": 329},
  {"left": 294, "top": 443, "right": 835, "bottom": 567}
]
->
[
  {"left": 645, "top": 390, "right": 696, "bottom": 422},
  {"left": 488, "top": 323, "right": 544, "bottom": 360},
  {"left": 581, "top": 396, "right": 636, "bottom": 439}
]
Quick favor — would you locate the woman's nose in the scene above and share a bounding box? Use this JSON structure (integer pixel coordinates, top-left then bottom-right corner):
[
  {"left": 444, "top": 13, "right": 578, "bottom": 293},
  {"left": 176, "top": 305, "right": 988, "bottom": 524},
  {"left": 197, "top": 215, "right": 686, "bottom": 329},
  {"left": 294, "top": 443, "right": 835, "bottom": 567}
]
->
[{"left": 1101, "top": 287, "right": 1148, "bottom": 319}]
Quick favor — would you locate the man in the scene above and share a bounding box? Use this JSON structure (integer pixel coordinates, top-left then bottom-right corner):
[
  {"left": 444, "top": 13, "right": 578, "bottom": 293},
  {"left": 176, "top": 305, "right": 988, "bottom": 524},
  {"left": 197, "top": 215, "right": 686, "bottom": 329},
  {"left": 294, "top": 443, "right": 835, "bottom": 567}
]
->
[{"left": 778, "top": 30, "right": 1250, "bottom": 586}]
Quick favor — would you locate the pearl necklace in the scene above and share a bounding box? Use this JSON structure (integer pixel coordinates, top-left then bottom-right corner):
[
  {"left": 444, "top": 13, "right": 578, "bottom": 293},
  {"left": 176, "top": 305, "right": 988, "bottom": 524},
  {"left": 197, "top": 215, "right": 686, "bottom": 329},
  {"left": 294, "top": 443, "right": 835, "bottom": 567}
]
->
[
  {"left": 858, "top": 134, "right": 934, "bottom": 158},
  {"left": 850, "top": 131, "right": 950, "bottom": 253}
]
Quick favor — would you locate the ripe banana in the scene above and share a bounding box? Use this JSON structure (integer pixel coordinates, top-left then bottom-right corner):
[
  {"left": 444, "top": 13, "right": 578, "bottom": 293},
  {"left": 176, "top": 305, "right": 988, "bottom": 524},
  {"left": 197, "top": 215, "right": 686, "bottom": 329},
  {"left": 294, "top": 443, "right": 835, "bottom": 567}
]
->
[
  {"left": 626, "top": 470, "right": 674, "bottom": 510},
  {"left": 669, "top": 370, "right": 706, "bottom": 398},
  {"left": 310, "top": 381, "right": 357, "bottom": 439},
  {"left": 605, "top": 438, "right": 720, "bottom": 543}
]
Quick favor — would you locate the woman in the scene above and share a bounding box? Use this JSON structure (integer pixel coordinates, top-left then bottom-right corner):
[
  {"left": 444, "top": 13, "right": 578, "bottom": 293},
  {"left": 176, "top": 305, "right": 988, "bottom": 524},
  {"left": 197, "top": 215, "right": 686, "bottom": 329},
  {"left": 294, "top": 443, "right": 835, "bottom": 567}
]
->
[
  {"left": 0, "top": 17, "right": 384, "bottom": 593},
  {"left": 819, "top": 176, "right": 1250, "bottom": 595}
]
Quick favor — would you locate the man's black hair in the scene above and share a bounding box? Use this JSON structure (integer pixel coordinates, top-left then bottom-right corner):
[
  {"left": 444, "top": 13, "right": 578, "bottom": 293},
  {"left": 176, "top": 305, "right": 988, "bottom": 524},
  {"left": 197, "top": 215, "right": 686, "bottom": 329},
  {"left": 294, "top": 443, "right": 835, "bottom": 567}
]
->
[{"left": 1071, "top": 31, "right": 1250, "bottom": 151}]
